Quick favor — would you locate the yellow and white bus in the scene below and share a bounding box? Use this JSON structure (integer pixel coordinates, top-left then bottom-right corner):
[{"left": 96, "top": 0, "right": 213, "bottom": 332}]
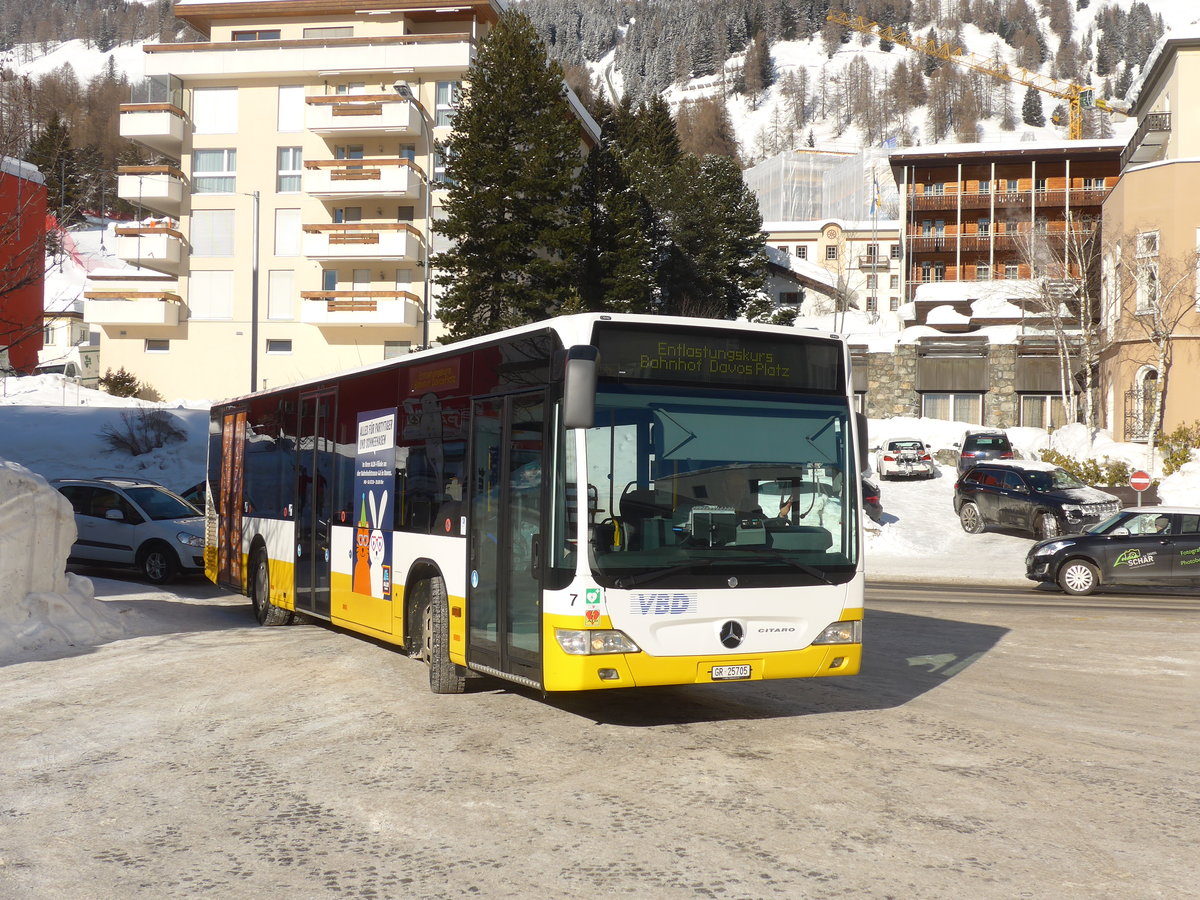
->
[{"left": 206, "top": 313, "right": 866, "bottom": 693}]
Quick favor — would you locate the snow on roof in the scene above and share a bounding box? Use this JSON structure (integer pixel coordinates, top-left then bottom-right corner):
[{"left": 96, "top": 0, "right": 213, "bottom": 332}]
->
[
  {"left": 1126, "top": 19, "right": 1200, "bottom": 112},
  {"left": 764, "top": 246, "right": 838, "bottom": 288},
  {"left": 888, "top": 138, "right": 1125, "bottom": 160},
  {"left": 925, "top": 305, "right": 969, "bottom": 325},
  {"left": 913, "top": 280, "right": 1040, "bottom": 304},
  {"left": 1, "top": 156, "right": 44, "bottom": 184}
]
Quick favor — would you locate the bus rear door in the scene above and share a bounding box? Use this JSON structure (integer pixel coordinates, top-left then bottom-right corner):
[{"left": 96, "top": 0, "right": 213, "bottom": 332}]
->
[
  {"left": 296, "top": 390, "right": 336, "bottom": 618},
  {"left": 467, "top": 391, "right": 545, "bottom": 686}
]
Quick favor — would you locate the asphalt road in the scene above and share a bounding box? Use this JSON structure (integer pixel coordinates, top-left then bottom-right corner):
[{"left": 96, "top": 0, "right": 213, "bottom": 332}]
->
[{"left": 1, "top": 578, "right": 1196, "bottom": 899}]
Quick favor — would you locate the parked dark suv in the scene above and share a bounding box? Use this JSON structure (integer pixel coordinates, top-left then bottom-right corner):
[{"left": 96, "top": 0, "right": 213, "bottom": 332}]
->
[
  {"left": 955, "top": 429, "right": 1015, "bottom": 474},
  {"left": 954, "top": 460, "right": 1120, "bottom": 540}
]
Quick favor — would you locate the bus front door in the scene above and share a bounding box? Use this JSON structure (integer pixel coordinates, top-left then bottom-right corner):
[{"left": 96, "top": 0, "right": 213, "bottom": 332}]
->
[
  {"left": 296, "top": 391, "right": 336, "bottom": 619},
  {"left": 467, "top": 392, "right": 545, "bottom": 686}
]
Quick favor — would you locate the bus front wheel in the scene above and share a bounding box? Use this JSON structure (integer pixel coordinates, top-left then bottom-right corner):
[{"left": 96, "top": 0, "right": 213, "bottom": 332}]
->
[
  {"left": 420, "top": 576, "right": 467, "bottom": 694},
  {"left": 251, "top": 549, "right": 293, "bottom": 626}
]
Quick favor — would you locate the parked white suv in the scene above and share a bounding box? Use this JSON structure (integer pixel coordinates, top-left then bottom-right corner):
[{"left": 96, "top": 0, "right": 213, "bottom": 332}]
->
[{"left": 52, "top": 476, "right": 205, "bottom": 584}]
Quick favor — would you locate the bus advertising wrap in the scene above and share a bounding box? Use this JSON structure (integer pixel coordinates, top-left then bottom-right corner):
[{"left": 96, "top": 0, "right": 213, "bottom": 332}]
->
[{"left": 353, "top": 408, "right": 396, "bottom": 602}]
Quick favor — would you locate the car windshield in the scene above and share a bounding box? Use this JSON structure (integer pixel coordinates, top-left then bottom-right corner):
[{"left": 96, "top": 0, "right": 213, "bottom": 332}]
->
[
  {"left": 579, "top": 384, "right": 857, "bottom": 589},
  {"left": 1025, "top": 467, "right": 1085, "bottom": 492},
  {"left": 125, "top": 486, "right": 201, "bottom": 520}
]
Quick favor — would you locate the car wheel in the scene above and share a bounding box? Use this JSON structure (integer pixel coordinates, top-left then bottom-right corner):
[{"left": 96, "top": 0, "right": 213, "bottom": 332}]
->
[
  {"left": 1036, "top": 512, "right": 1061, "bottom": 540},
  {"left": 1058, "top": 559, "right": 1099, "bottom": 596},
  {"left": 139, "top": 542, "right": 179, "bottom": 585},
  {"left": 418, "top": 576, "right": 467, "bottom": 694},
  {"left": 251, "top": 548, "right": 293, "bottom": 626},
  {"left": 959, "top": 501, "right": 985, "bottom": 534}
]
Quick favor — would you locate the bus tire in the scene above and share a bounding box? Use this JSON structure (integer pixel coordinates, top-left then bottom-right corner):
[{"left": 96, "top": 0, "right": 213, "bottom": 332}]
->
[
  {"left": 421, "top": 576, "right": 466, "bottom": 694},
  {"left": 251, "top": 548, "right": 293, "bottom": 626}
]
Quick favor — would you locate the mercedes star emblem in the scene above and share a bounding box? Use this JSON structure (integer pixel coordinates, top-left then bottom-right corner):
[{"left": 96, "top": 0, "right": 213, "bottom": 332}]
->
[{"left": 719, "top": 620, "right": 745, "bottom": 649}]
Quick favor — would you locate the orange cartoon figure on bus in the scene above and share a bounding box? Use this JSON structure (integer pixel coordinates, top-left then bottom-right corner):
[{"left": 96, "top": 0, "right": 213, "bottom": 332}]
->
[{"left": 353, "top": 493, "right": 371, "bottom": 594}]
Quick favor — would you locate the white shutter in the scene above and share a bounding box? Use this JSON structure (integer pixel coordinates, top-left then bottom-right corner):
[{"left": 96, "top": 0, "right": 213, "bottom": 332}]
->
[
  {"left": 267, "top": 269, "right": 294, "bottom": 320},
  {"left": 277, "top": 85, "right": 304, "bottom": 133},
  {"left": 191, "top": 209, "right": 235, "bottom": 257},
  {"left": 189, "top": 270, "right": 235, "bottom": 319},
  {"left": 274, "top": 208, "right": 301, "bottom": 257},
  {"left": 192, "top": 87, "right": 238, "bottom": 134}
]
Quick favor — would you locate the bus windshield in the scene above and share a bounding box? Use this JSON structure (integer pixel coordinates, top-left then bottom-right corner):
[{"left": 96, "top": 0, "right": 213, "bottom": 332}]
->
[{"left": 583, "top": 384, "right": 857, "bottom": 589}]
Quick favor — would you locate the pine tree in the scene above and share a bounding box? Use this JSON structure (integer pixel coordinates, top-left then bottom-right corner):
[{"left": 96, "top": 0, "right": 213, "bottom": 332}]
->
[
  {"left": 1021, "top": 85, "right": 1045, "bottom": 127},
  {"left": 25, "top": 112, "right": 83, "bottom": 222},
  {"left": 433, "top": 9, "right": 587, "bottom": 340}
]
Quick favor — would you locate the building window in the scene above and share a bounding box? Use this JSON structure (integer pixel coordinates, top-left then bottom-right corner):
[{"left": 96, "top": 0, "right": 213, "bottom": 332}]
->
[
  {"left": 1034, "top": 216, "right": 1048, "bottom": 233},
  {"left": 435, "top": 81, "right": 461, "bottom": 127},
  {"left": 274, "top": 208, "right": 300, "bottom": 256},
  {"left": 922, "top": 392, "right": 982, "bottom": 424},
  {"left": 890, "top": 274, "right": 899, "bottom": 290},
  {"left": 889, "top": 296, "right": 900, "bottom": 311},
  {"left": 779, "top": 291, "right": 803, "bottom": 305},
  {"left": 189, "top": 270, "right": 235, "bottom": 319},
  {"left": 232, "top": 29, "right": 280, "bottom": 40},
  {"left": 866, "top": 296, "right": 877, "bottom": 312},
  {"left": 399, "top": 144, "right": 417, "bottom": 163},
  {"left": 193, "top": 149, "right": 236, "bottom": 193},
  {"left": 277, "top": 85, "right": 304, "bottom": 132},
  {"left": 890, "top": 243, "right": 900, "bottom": 259},
  {"left": 977, "top": 264, "right": 990, "bottom": 281},
  {"left": 303, "top": 26, "right": 352, "bottom": 38},
  {"left": 928, "top": 182, "right": 944, "bottom": 195},
  {"left": 395, "top": 269, "right": 412, "bottom": 288},
  {"left": 776, "top": 245, "right": 790, "bottom": 255},
  {"left": 933, "top": 262, "right": 946, "bottom": 282},
  {"left": 322, "top": 269, "right": 338, "bottom": 291},
  {"left": 384, "top": 341, "right": 411, "bottom": 358},
  {"left": 978, "top": 218, "right": 990, "bottom": 235},
  {"left": 1006, "top": 263, "right": 1020, "bottom": 279},
  {"left": 1020, "top": 395, "right": 1067, "bottom": 429},
  {"left": 433, "top": 146, "right": 455, "bottom": 185},
  {"left": 267, "top": 270, "right": 294, "bottom": 320},
  {"left": 1136, "top": 231, "right": 1160, "bottom": 257},
  {"left": 921, "top": 261, "right": 932, "bottom": 282},
  {"left": 191, "top": 209, "right": 234, "bottom": 257},
  {"left": 335, "top": 83, "right": 366, "bottom": 95},
  {"left": 277, "top": 147, "right": 302, "bottom": 192},
  {"left": 266, "top": 339, "right": 292, "bottom": 355},
  {"left": 145, "top": 339, "right": 170, "bottom": 353},
  {"left": 1035, "top": 177, "right": 1048, "bottom": 192},
  {"left": 866, "top": 274, "right": 878, "bottom": 289},
  {"left": 1084, "top": 177, "right": 1103, "bottom": 190},
  {"left": 825, "top": 245, "right": 838, "bottom": 260},
  {"left": 192, "top": 87, "right": 238, "bottom": 134},
  {"left": 978, "top": 179, "right": 990, "bottom": 193},
  {"left": 1006, "top": 178, "right": 1019, "bottom": 192},
  {"left": 921, "top": 220, "right": 932, "bottom": 236},
  {"left": 865, "top": 243, "right": 879, "bottom": 258},
  {"left": 333, "top": 206, "right": 362, "bottom": 224},
  {"left": 1136, "top": 260, "right": 1159, "bottom": 313},
  {"left": 796, "top": 245, "right": 808, "bottom": 259},
  {"left": 335, "top": 144, "right": 364, "bottom": 167}
]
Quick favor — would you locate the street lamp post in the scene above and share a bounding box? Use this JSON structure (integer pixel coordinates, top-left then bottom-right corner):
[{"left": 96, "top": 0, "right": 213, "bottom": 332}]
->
[
  {"left": 244, "top": 189, "right": 261, "bottom": 392},
  {"left": 393, "top": 82, "right": 434, "bottom": 350}
]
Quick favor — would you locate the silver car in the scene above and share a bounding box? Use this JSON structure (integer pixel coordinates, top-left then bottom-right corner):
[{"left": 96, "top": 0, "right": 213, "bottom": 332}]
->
[
  {"left": 52, "top": 476, "right": 205, "bottom": 584},
  {"left": 874, "top": 437, "right": 936, "bottom": 480}
]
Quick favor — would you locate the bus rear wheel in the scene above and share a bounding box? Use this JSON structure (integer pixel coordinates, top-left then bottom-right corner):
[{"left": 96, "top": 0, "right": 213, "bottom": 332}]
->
[
  {"left": 419, "top": 576, "right": 466, "bottom": 694},
  {"left": 251, "top": 549, "right": 293, "bottom": 626}
]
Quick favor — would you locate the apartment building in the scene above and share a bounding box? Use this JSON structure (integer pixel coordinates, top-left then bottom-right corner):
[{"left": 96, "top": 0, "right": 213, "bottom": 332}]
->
[
  {"left": 0, "top": 156, "right": 47, "bottom": 374},
  {"left": 88, "top": 0, "right": 501, "bottom": 400},
  {"left": 1100, "top": 26, "right": 1200, "bottom": 443},
  {"left": 890, "top": 140, "right": 1122, "bottom": 301}
]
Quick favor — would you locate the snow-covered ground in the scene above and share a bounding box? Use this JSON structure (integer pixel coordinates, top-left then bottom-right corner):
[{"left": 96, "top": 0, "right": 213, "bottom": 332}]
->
[{"left": 4, "top": 374, "right": 1199, "bottom": 666}]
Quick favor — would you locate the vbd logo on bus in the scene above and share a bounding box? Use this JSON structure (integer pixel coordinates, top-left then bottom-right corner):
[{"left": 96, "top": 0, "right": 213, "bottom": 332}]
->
[
  {"left": 629, "top": 593, "right": 698, "bottom": 615},
  {"left": 1114, "top": 548, "right": 1157, "bottom": 569}
]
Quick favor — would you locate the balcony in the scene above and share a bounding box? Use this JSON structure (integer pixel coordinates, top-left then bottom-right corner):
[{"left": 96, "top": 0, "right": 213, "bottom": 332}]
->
[
  {"left": 857, "top": 254, "right": 891, "bottom": 270},
  {"left": 906, "top": 236, "right": 951, "bottom": 253},
  {"left": 1121, "top": 112, "right": 1172, "bottom": 169},
  {"left": 83, "top": 291, "right": 182, "bottom": 327},
  {"left": 303, "top": 223, "right": 421, "bottom": 261},
  {"left": 141, "top": 34, "right": 474, "bottom": 80},
  {"left": 115, "top": 225, "right": 186, "bottom": 276},
  {"left": 299, "top": 291, "right": 420, "bottom": 327},
  {"left": 119, "top": 104, "right": 187, "bottom": 156},
  {"left": 117, "top": 166, "right": 187, "bottom": 217},
  {"left": 303, "top": 159, "right": 422, "bottom": 200},
  {"left": 305, "top": 94, "right": 418, "bottom": 136}
]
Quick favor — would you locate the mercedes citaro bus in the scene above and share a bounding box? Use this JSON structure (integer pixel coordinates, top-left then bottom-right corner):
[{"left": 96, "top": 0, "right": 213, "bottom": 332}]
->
[{"left": 205, "top": 314, "right": 867, "bottom": 693}]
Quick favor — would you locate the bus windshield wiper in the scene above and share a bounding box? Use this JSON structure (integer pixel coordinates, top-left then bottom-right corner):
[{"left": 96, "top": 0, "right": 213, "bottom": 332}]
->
[
  {"left": 614, "top": 557, "right": 717, "bottom": 589},
  {"left": 728, "top": 549, "right": 834, "bottom": 585}
]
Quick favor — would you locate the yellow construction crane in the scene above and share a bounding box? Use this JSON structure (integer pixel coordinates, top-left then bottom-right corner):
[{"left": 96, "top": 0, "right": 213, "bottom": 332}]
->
[{"left": 827, "top": 10, "right": 1127, "bottom": 139}]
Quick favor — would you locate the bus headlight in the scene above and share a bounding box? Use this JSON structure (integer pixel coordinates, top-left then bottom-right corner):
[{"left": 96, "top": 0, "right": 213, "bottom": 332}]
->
[
  {"left": 812, "top": 620, "right": 861, "bottom": 644},
  {"left": 555, "top": 629, "right": 640, "bottom": 655}
]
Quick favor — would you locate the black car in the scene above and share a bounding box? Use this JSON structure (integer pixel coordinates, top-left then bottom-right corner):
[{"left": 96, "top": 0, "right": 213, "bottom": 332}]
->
[
  {"left": 862, "top": 476, "right": 883, "bottom": 524},
  {"left": 955, "top": 429, "right": 1014, "bottom": 475},
  {"left": 1026, "top": 507, "right": 1200, "bottom": 595},
  {"left": 954, "top": 460, "right": 1119, "bottom": 539}
]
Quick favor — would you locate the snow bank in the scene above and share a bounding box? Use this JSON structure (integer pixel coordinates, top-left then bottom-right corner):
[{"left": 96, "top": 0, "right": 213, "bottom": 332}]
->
[{"left": 0, "top": 460, "right": 132, "bottom": 663}]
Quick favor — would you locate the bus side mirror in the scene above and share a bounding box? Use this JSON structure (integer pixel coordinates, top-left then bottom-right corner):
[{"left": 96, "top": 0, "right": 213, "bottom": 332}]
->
[
  {"left": 855, "top": 412, "right": 869, "bottom": 472},
  {"left": 563, "top": 345, "right": 598, "bottom": 429}
]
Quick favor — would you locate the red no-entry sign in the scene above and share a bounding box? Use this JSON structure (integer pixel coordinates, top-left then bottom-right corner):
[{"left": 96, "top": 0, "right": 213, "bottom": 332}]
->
[{"left": 1130, "top": 470, "right": 1151, "bottom": 492}]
